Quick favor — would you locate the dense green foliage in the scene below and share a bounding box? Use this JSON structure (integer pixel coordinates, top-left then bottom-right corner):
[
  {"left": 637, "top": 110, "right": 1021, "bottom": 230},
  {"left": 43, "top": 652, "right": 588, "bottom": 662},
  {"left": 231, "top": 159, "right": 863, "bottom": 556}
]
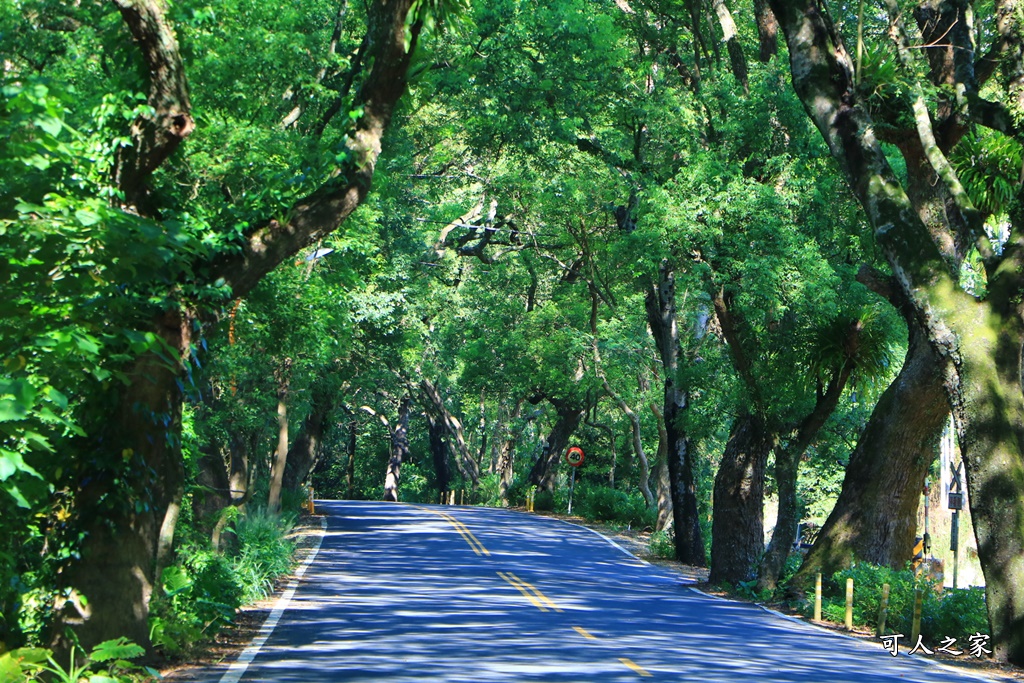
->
[{"left": 2, "top": 0, "right": 1021, "bottom": 662}]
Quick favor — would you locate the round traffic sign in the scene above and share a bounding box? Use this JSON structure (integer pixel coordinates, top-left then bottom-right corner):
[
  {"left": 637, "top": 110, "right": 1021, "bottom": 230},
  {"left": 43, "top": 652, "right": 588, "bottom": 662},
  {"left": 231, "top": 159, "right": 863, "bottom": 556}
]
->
[{"left": 565, "top": 446, "right": 585, "bottom": 467}]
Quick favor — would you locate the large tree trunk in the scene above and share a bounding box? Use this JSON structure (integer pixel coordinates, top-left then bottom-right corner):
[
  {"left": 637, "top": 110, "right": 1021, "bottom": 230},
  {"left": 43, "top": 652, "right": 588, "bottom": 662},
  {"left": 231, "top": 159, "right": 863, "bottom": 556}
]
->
[
  {"left": 791, "top": 319, "right": 947, "bottom": 587},
  {"left": 383, "top": 397, "right": 411, "bottom": 502},
  {"left": 710, "top": 412, "right": 774, "bottom": 584},
  {"left": 770, "top": 0, "right": 1024, "bottom": 661},
  {"left": 645, "top": 261, "right": 705, "bottom": 565},
  {"left": 527, "top": 400, "right": 584, "bottom": 492},
  {"left": 420, "top": 378, "right": 480, "bottom": 489},
  {"left": 57, "top": 311, "right": 187, "bottom": 652},
  {"left": 267, "top": 381, "right": 290, "bottom": 514},
  {"left": 282, "top": 388, "right": 334, "bottom": 493},
  {"left": 428, "top": 413, "right": 451, "bottom": 501},
  {"left": 650, "top": 403, "right": 674, "bottom": 533}
]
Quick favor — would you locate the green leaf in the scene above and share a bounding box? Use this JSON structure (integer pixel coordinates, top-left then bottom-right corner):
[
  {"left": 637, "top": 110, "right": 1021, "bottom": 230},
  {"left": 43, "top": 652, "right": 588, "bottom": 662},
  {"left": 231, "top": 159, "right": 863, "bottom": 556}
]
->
[
  {"left": 89, "top": 637, "right": 145, "bottom": 663},
  {"left": 75, "top": 209, "right": 101, "bottom": 226}
]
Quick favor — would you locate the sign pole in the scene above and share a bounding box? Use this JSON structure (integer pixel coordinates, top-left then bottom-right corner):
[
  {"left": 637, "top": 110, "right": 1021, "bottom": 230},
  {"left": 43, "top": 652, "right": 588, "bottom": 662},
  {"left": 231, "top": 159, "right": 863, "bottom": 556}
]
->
[{"left": 568, "top": 467, "right": 576, "bottom": 515}]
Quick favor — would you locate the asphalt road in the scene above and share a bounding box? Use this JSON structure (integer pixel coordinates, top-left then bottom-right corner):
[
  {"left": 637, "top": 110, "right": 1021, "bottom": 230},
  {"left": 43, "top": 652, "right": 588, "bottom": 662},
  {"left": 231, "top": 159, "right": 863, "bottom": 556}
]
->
[{"left": 181, "top": 500, "right": 1002, "bottom": 682}]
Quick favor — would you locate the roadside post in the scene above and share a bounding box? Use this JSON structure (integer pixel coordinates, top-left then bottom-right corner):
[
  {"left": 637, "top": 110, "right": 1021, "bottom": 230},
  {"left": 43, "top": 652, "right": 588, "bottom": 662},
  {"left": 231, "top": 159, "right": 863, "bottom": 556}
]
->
[
  {"left": 307, "top": 486, "right": 315, "bottom": 515},
  {"left": 814, "top": 573, "right": 822, "bottom": 622},
  {"left": 949, "top": 461, "right": 964, "bottom": 589},
  {"left": 565, "top": 446, "right": 585, "bottom": 515}
]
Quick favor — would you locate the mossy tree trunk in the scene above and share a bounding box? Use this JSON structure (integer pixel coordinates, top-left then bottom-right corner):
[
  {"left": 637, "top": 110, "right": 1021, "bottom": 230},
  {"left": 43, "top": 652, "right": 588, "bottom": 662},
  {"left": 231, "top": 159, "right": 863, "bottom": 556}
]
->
[{"left": 770, "top": 0, "right": 1024, "bottom": 661}]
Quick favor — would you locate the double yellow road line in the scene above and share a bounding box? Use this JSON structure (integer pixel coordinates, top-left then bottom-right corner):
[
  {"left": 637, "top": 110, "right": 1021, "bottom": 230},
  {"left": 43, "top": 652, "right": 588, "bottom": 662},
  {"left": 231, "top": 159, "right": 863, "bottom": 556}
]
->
[
  {"left": 419, "top": 506, "right": 490, "bottom": 556},
  {"left": 497, "top": 571, "right": 564, "bottom": 613},
  {"left": 413, "top": 505, "right": 652, "bottom": 677}
]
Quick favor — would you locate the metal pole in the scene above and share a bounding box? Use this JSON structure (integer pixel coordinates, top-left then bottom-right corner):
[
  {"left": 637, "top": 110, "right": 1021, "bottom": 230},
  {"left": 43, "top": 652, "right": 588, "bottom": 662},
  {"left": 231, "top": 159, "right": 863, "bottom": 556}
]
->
[
  {"left": 951, "top": 509, "right": 960, "bottom": 589},
  {"left": 568, "top": 468, "right": 576, "bottom": 515}
]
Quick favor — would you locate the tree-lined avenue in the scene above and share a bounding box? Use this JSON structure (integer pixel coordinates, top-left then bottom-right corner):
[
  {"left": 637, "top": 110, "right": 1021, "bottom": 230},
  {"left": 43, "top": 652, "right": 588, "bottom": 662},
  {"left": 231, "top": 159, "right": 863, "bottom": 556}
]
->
[{"left": 175, "top": 502, "right": 1002, "bottom": 682}]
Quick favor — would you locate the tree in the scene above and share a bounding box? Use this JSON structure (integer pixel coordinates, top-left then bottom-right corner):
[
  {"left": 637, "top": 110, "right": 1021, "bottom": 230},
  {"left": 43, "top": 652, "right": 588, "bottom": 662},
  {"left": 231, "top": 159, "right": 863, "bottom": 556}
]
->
[
  {"left": 0, "top": 0, "right": 435, "bottom": 651},
  {"left": 769, "top": 0, "right": 1024, "bottom": 662}
]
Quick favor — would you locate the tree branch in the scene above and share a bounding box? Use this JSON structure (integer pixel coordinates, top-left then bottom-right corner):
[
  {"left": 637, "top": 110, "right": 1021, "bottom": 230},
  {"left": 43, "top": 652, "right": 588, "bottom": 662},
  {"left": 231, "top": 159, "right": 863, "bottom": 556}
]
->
[
  {"left": 111, "top": 0, "right": 194, "bottom": 214},
  {"left": 208, "top": 0, "right": 421, "bottom": 299}
]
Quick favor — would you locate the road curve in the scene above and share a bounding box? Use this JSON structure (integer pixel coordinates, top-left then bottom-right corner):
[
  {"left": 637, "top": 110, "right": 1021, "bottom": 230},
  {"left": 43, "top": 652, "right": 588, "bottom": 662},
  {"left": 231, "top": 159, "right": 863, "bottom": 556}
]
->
[{"left": 177, "top": 500, "right": 1003, "bottom": 682}]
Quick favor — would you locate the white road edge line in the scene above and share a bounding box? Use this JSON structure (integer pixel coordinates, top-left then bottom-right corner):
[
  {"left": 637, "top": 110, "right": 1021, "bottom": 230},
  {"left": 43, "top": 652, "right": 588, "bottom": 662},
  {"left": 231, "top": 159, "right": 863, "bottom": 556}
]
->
[
  {"left": 559, "top": 519, "right": 651, "bottom": 565},
  {"left": 218, "top": 515, "right": 328, "bottom": 683}
]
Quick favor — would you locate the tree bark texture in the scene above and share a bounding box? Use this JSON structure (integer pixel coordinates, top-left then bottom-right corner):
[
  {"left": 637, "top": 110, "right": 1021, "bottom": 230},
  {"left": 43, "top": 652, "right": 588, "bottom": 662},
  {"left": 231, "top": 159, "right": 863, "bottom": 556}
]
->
[
  {"left": 421, "top": 378, "right": 480, "bottom": 489},
  {"left": 527, "top": 400, "right": 585, "bottom": 492},
  {"left": 267, "top": 376, "right": 291, "bottom": 513},
  {"left": 650, "top": 402, "right": 674, "bottom": 533},
  {"left": 770, "top": 0, "right": 1024, "bottom": 661},
  {"left": 645, "top": 261, "right": 705, "bottom": 565},
  {"left": 282, "top": 388, "right": 334, "bottom": 493},
  {"left": 111, "top": 0, "right": 194, "bottom": 212},
  {"left": 383, "top": 397, "right": 411, "bottom": 502},
  {"left": 792, "top": 319, "right": 947, "bottom": 587},
  {"left": 710, "top": 412, "right": 774, "bottom": 584},
  {"left": 57, "top": 310, "right": 188, "bottom": 652},
  {"left": 753, "top": 0, "right": 779, "bottom": 62}
]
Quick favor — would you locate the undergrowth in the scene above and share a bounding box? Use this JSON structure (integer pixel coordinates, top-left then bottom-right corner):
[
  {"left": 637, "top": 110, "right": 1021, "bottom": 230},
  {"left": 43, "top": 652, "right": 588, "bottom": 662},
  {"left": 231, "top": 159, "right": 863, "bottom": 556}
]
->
[{"left": 149, "top": 506, "right": 296, "bottom": 656}]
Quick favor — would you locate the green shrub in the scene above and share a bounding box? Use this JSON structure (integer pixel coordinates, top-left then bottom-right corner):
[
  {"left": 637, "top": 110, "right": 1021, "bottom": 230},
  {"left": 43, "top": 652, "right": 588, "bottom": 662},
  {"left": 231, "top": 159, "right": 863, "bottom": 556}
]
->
[
  {"left": 0, "top": 637, "right": 157, "bottom": 682},
  {"left": 231, "top": 507, "right": 296, "bottom": 603},
  {"left": 533, "top": 490, "right": 556, "bottom": 512},
  {"left": 476, "top": 472, "right": 504, "bottom": 507},
  {"left": 150, "top": 548, "right": 243, "bottom": 654},
  {"left": 649, "top": 529, "right": 675, "bottom": 559},
  {"left": 922, "top": 586, "right": 989, "bottom": 644},
  {"left": 149, "top": 507, "right": 297, "bottom": 655},
  {"left": 819, "top": 563, "right": 990, "bottom": 646},
  {"left": 572, "top": 485, "right": 655, "bottom": 528}
]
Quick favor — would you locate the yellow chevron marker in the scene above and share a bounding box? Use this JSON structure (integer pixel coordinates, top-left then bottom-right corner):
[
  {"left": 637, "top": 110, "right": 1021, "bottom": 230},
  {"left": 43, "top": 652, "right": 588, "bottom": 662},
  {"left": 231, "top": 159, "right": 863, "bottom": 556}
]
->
[
  {"left": 572, "top": 626, "right": 597, "bottom": 639},
  {"left": 619, "top": 658, "right": 653, "bottom": 677}
]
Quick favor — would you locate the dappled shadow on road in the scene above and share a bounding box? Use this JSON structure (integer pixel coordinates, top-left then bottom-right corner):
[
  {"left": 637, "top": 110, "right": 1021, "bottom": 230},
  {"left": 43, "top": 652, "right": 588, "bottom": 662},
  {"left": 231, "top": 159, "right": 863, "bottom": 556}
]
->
[{"left": 186, "top": 501, "right": 1004, "bottom": 682}]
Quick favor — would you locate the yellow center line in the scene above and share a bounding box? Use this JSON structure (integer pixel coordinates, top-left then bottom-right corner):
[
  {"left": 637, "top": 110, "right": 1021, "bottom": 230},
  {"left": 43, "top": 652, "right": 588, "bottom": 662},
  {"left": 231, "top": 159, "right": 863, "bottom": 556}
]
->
[
  {"left": 505, "top": 572, "right": 563, "bottom": 612},
  {"left": 619, "top": 658, "right": 653, "bottom": 677},
  {"left": 497, "top": 571, "right": 549, "bottom": 611},
  {"left": 440, "top": 513, "right": 491, "bottom": 556},
  {"left": 572, "top": 626, "right": 597, "bottom": 639},
  {"left": 414, "top": 506, "right": 491, "bottom": 556}
]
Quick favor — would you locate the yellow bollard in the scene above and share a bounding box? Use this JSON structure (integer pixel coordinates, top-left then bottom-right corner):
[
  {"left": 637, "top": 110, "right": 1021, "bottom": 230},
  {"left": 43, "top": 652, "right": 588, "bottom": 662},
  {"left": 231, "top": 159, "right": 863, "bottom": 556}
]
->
[
  {"left": 814, "top": 573, "right": 822, "bottom": 622},
  {"left": 845, "top": 577, "right": 854, "bottom": 630},
  {"left": 307, "top": 486, "right": 315, "bottom": 515},
  {"left": 876, "top": 583, "right": 891, "bottom": 636},
  {"left": 911, "top": 589, "right": 923, "bottom": 646}
]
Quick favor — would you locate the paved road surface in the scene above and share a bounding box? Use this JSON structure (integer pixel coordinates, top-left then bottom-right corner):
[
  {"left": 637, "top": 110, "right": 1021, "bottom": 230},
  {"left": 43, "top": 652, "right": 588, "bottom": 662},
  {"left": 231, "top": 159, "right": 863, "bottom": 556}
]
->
[{"left": 180, "top": 500, "right": 1001, "bottom": 682}]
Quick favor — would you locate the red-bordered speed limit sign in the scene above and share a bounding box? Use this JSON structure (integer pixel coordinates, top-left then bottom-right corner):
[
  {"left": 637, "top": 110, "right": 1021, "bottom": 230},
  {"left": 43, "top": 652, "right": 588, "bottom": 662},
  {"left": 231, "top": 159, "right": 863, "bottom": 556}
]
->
[{"left": 565, "top": 446, "right": 585, "bottom": 467}]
